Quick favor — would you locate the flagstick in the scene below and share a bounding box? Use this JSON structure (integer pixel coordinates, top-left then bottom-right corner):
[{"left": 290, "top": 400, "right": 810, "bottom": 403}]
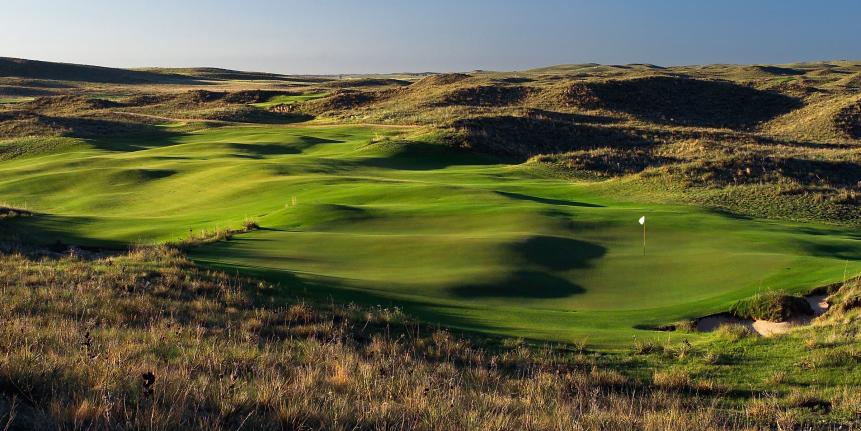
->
[{"left": 642, "top": 221, "right": 646, "bottom": 256}]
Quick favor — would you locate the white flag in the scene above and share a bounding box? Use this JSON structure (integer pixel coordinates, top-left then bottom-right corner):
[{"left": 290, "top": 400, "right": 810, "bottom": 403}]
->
[{"left": 638, "top": 216, "right": 646, "bottom": 225}]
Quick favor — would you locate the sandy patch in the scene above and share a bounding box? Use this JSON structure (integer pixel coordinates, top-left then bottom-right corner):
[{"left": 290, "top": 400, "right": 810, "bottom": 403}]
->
[
  {"left": 695, "top": 294, "right": 829, "bottom": 337},
  {"left": 806, "top": 294, "right": 829, "bottom": 315}
]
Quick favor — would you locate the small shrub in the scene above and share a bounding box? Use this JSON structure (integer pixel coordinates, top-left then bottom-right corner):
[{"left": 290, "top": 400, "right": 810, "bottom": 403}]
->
[
  {"left": 285, "top": 303, "right": 314, "bottom": 323},
  {"left": 831, "top": 278, "right": 861, "bottom": 314},
  {"left": 810, "top": 347, "right": 861, "bottom": 367},
  {"left": 589, "top": 366, "right": 628, "bottom": 386},
  {"left": 0, "top": 206, "right": 33, "bottom": 219},
  {"left": 653, "top": 369, "right": 692, "bottom": 390},
  {"left": 831, "top": 387, "right": 861, "bottom": 418},
  {"left": 328, "top": 363, "right": 351, "bottom": 388},
  {"left": 714, "top": 324, "right": 751, "bottom": 341},
  {"left": 764, "top": 371, "right": 787, "bottom": 386},
  {"left": 242, "top": 217, "right": 260, "bottom": 231},
  {"left": 632, "top": 339, "right": 661, "bottom": 354},
  {"left": 573, "top": 338, "right": 588, "bottom": 354},
  {"left": 730, "top": 291, "right": 813, "bottom": 321},
  {"left": 673, "top": 319, "right": 697, "bottom": 333},
  {"left": 745, "top": 394, "right": 786, "bottom": 425},
  {"left": 500, "top": 337, "right": 525, "bottom": 349},
  {"left": 785, "top": 389, "right": 832, "bottom": 414},
  {"left": 662, "top": 340, "right": 694, "bottom": 360}
]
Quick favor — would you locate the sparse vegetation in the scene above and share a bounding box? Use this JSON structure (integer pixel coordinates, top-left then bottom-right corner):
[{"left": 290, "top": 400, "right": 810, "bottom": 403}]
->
[
  {"left": 0, "top": 246, "right": 746, "bottom": 430},
  {"left": 730, "top": 291, "right": 814, "bottom": 321},
  {"left": 3, "top": 246, "right": 861, "bottom": 429}
]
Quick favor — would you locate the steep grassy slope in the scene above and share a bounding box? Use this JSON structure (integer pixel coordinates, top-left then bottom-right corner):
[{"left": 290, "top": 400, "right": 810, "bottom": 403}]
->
[{"left": 2, "top": 124, "right": 859, "bottom": 347}]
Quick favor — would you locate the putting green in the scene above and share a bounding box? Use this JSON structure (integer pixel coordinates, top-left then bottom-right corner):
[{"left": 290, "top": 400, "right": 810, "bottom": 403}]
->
[{"left": 2, "top": 124, "right": 859, "bottom": 348}]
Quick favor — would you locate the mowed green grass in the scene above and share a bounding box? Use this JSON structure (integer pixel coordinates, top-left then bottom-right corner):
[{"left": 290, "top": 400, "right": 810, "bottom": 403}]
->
[{"left": 2, "top": 124, "right": 860, "bottom": 348}]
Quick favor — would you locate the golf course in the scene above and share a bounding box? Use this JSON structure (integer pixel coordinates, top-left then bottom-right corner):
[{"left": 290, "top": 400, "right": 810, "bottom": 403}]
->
[
  {"left": 7, "top": 2, "right": 861, "bottom": 426},
  {"left": 3, "top": 121, "right": 859, "bottom": 348}
]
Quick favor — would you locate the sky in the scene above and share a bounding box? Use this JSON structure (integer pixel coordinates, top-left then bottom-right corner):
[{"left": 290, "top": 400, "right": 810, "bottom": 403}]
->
[{"left": 3, "top": 0, "right": 861, "bottom": 74}]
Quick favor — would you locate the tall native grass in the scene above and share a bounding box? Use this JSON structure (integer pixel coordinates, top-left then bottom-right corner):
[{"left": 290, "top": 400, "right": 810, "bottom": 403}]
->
[{"left": 0, "top": 246, "right": 761, "bottom": 430}]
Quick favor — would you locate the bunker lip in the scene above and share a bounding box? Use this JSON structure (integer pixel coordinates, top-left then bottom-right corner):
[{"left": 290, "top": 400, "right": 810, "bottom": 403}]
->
[
  {"left": 0, "top": 207, "right": 35, "bottom": 218},
  {"left": 694, "top": 294, "right": 830, "bottom": 337}
]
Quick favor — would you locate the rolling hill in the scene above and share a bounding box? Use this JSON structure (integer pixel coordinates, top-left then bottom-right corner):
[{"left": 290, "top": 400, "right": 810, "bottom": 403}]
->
[
  {"left": 0, "top": 56, "right": 201, "bottom": 84},
  {"left": 1, "top": 57, "right": 860, "bottom": 347},
  {"left": 3, "top": 57, "right": 861, "bottom": 428}
]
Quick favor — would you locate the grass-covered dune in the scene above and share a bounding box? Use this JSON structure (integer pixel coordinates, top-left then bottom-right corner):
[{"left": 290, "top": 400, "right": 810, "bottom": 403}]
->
[
  {"left": 2, "top": 123, "right": 859, "bottom": 347},
  {"left": 0, "top": 56, "right": 200, "bottom": 84}
]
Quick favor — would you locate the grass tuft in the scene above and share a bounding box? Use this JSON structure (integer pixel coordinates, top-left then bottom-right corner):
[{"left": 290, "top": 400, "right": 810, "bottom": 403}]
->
[
  {"left": 730, "top": 291, "right": 813, "bottom": 321},
  {"left": 714, "top": 324, "right": 752, "bottom": 341}
]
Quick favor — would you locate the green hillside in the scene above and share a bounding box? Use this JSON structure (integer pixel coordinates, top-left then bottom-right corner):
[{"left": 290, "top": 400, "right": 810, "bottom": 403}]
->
[
  {"left": 3, "top": 123, "right": 859, "bottom": 347},
  {"left": 2, "top": 57, "right": 861, "bottom": 349}
]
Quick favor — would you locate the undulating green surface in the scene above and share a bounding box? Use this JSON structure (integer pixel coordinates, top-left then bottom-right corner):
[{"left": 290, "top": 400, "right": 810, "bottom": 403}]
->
[{"left": 2, "top": 124, "right": 860, "bottom": 348}]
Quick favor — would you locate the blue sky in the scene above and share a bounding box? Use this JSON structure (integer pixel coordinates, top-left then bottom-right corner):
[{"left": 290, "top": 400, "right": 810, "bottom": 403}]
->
[{"left": 3, "top": 0, "right": 860, "bottom": 74}]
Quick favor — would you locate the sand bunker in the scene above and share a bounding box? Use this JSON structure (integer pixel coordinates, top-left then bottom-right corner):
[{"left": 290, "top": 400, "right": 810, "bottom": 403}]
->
[{"left": 696, "top": 295, "right": 829, "bottom": 337}]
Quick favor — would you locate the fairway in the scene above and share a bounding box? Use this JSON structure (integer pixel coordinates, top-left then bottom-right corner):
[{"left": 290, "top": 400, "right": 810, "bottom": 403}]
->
[{"left": 3, "top": 124, "right": 860, "bottom": 347}]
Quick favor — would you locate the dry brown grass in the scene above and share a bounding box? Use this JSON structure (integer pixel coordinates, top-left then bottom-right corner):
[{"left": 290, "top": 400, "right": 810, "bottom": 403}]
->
[{"left": 0, "top": 246, "right": 757, "bottom": 430}]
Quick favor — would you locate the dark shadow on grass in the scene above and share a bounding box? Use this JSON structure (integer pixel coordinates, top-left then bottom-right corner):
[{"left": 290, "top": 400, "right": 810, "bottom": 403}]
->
[
  {"left": 0, "top": 111, "right": 188, "bottom": 152},
  {"left": 190, "top": 255, "right": 586, "bottom": 348},
  {"left": 688, "top": 157, "right": 861, "bottom": 189},
  {"left": 450, "top": 235, "right": 606, "bottom": 299},
  {"left": 450, "top": 116, "right": 658, "bottom": 161},
  {"left": 84, "top": 132, "right": 184, "bottom": 152},
  {"left": 288, "top": 135, "right": 344, "bottom": 152},
  {"left": 143, "top": 169, "right": 176, "bottom": 179},
  {"left": 186, "top": 236, "right": 650, "bottom": 352},
  {"left": 107, "top": 169, "right": 177, "bottom": 185},
  {"left": 221, "top": 138, "right": 340, "bottom": 159},
  {"left": 587, "top": 76, "right": 803, "bottom": 128},
  {"left": 515, "top": 235, "right": 607, "bottom": 271},
  {"left": 753, "top": 65, "right": 805, "bottom": 76},
  {"left": 359, "top": 141, "right": 498, "bottom": 171},
  {"left": 497, "top": 77, "right": 534, "bottom": 84},
  {"left": 0, "top": 86, "right": 56, "bottom": 97},
  {"left": 496, "top": 191, "right": 604, "bottom": 208},
  {"left": 707, "top": 208, "right": 755, "bottom": 221},
  {"left": 149, "top": 155, "right": 194, "bottom": 162},
  {"left": 298, "top": 135, "right": 342, "bottom": 145},
  {"left": 228, "top": 143, "right": 301, "bottom": 158},
  {"left": 190, "top": 255, "right": 592, "bottom": 352},
  {"left": 86, "top": 137, "right": 184, "bottom": 154},
  {"left": 0, "top": 213, "right": 127, "bottom": 250},
  {"left": 60, "top": 116, "right": 187, "bottom": 152},
  {"left": 793, "top": 226, "right": 861, "bottom": 241},
  {"left": 707, "top": 208, "right": 861, "bottom": 243},
  {"left": 450, "top": 271, "right": 585, "bottom": 299},
  {"left": 0, "top": 57, "right": 207, "bottom": 85},
  {"left": 210, "top": 109, "right": 313, "bottom": 124},
  {"left": 798, "top": 240, "right": 861, "bottom": 261},
  {"left": 522, "top": 109, "right": 620, "bottom": 125}
]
